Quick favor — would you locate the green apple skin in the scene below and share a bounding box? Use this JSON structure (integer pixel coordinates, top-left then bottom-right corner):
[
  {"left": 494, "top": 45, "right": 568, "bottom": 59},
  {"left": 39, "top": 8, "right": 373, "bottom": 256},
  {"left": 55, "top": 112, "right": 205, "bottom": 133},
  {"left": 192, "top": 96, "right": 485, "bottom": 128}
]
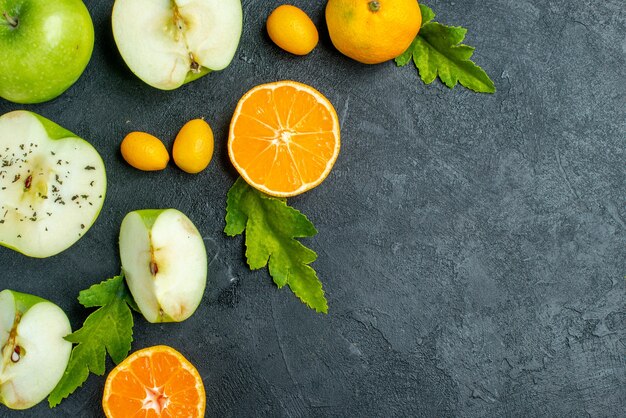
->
[
  {"left": 120, "top": 209, "right": 208, "bottom": 323},
  {"left": 0, "top": 0, "right": 94, "bottom": 104},
  {"left": 0, "top": 110, "right": 107, "bottom": 258},
  {"left": 0, "top": 289, "right": 72, "bottom": 409}
]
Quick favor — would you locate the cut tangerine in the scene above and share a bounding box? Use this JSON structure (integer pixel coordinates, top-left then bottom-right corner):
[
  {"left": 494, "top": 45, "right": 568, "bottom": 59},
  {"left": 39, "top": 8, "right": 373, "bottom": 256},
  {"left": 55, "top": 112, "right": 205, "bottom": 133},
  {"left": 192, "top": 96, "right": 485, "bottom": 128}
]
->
[
  {"left": 102, "top": 345, "right": 205, "bottom": 418},
  {"left": 228, "top": 80, "right": 341, "bottom": 197}
]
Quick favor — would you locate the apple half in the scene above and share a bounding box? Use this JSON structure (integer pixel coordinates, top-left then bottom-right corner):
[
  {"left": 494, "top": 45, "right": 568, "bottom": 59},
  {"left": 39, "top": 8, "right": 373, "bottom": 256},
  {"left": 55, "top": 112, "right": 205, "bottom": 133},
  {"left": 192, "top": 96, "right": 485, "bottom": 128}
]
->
[
  {"left": 0, "top": 111, "right": 106, "bottom": 258},
  {"left": 0, "top": 290, "right": 72, "bottom": 410},
  {"left": 112, "top": 0, "right": 243, "bottom": 90},
  {"left": 119, "top": 209, "right": 207, "bottom": 323}
]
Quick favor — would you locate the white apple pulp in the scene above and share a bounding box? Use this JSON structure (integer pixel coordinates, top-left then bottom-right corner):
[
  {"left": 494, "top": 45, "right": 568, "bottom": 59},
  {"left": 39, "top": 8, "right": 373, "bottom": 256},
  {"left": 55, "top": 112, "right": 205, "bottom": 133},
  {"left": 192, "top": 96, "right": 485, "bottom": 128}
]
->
[
  {"left": 119, "top": 209, "right": 208, "bottom": 323},
  {"left": 0, "top": 111, "right": 106, "bottom": 258},
  {"left": 112, "top": 0, "right": 243, "bottom": 90},
  {"left": 0, "top": 290, "right": 72, "bottom": 410}
]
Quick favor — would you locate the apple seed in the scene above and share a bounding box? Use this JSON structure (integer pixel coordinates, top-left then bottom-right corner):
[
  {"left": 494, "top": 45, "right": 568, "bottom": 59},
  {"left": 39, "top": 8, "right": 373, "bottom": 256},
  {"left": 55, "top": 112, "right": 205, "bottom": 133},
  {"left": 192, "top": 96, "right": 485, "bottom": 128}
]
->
[{"left": 11, "top": 346, "right": 21, "bottom": 363}]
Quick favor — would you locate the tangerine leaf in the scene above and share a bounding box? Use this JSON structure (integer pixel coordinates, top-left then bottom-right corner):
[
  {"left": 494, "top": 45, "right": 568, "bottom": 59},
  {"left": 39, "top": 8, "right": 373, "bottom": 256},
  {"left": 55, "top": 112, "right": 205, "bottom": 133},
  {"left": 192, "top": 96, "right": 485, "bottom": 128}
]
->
[
  {"left": 48, "top": 275, "right": 135, "bottom": 407},
  {"left": 395, "top": 4, "right": 495, "bottom": 93},
  {"left": 225, "top": 178, "right": 327, "bottom": 313},
  {"left": 420, "top": 3, "right": 436, "bottom": 24}
]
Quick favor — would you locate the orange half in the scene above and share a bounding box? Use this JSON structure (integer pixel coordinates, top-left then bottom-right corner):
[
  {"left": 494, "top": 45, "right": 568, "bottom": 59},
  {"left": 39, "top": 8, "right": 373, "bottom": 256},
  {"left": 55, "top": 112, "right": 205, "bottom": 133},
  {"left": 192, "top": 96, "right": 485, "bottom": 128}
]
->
[
  {"left": 102, "top": 345, "right": 205, "bottom": 418},
  {"left": 228, "top": 80, "right": 341, "bottom": 197}
]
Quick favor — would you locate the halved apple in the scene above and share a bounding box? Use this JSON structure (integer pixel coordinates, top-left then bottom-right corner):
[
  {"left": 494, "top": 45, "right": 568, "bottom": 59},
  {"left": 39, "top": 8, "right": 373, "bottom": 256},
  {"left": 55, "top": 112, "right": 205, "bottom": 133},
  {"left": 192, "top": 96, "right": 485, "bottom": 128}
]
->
[
  {"left": 0, "top": 111, "right": 106, "bottom": 258},
  {"left": 119, "top": 209, "right": 207, "bottom": 323},
  {"left": 0, "top": 290, "right": 72, "bottom": 410},
  {"left": 112, "top": 0, "right": 243, "bottom": 90}
]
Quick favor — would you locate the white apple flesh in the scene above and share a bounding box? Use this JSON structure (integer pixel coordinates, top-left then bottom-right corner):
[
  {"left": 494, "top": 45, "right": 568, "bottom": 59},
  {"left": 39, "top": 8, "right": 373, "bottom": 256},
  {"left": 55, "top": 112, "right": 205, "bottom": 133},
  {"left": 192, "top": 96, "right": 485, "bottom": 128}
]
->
[
  {"left": 119, "top": 209, "right": 207, "bottom": 323},
  {"left": 0, "top": 290, "right": 72, "bottom": 410},
  {"left": 0, "top": 111, "right": 106, "bottom": 258},
  {"left": 112, "top": 0, "right": 243, "bottom": 90}
]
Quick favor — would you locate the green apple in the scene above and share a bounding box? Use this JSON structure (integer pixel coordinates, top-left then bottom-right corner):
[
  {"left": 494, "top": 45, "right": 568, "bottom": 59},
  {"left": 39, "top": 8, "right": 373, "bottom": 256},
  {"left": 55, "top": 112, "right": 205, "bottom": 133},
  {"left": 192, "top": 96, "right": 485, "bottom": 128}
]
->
[
  {"left": 0, "top": 0, "right": 94, "bottom": 104},
  {"left": 0, "top": 289, "right": 72, "bottom": 409},
  {"left": 112, "top": 0, "right": 242, "bottom": 90},
  {"left": 119, "top": 209, "right": 207, "bottom": 323},
  {"left": 0, "top": 111, "right": 106, "bottom": 258}
]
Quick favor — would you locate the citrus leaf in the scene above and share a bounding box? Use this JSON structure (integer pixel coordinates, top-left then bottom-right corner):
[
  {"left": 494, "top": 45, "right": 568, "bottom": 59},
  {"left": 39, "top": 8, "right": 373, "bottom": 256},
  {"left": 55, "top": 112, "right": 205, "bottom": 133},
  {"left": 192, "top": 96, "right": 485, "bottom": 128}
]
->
[
  {"left": 48, "top": 275, "right": 134, "bottom": 407},
  {"left": 225, "top": 178, "right": 328, "bottom": 313},
  {"left": 414, "top": 22, "right": 495, "bottom": 92},
  {"left": 395, "top": 4, "right": 495, "bottom": 93},
  {"left": 77, "top": 274, "right": 136, "bottom": 311},
  {"left": 396, "top": 37, "right": 418, "bottom": 67},
  {"left": 396, "top": 4, "right": 434, "bottom": 67},
  {"left": 420, "top": 3, "right": 436, "bottom": 24}
]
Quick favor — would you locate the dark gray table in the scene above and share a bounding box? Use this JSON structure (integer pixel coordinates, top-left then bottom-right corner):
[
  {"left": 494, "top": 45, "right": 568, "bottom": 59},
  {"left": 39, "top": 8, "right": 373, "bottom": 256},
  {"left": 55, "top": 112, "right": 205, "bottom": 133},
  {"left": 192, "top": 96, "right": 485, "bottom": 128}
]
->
[{"left": 1, "top": 0, "right": 624, "bottom": 416}]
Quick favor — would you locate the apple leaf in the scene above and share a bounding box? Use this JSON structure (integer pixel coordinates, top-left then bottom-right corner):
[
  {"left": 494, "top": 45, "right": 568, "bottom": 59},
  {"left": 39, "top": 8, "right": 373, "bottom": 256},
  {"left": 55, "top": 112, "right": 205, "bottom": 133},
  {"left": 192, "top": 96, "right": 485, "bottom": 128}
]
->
[
  {"left": 396, "top": 4, "right": 495, "bottom": 93},
  {"left": 48, "top": 275, "right": 134, "bottom": 407},
  {"left": 225, "top": 178, "right": 328, "bottom": 313}
]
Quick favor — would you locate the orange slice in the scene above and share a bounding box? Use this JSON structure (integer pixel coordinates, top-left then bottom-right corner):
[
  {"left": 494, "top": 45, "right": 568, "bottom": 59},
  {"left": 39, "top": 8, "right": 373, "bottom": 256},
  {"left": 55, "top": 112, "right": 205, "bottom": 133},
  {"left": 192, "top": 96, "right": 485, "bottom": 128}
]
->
[
  {"left": 102, "top": 346, "right": 205, "bottom": 418},
  {"left": 228, "top": 80, "right": 341, "bottom": 197}
]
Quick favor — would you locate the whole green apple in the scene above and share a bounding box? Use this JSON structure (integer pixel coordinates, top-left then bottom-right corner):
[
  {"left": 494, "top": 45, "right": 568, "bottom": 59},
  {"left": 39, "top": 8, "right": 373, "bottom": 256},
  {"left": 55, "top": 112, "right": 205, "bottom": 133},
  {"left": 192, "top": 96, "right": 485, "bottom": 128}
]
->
[{"left": 0, "top": 0, "right": 94, "bottom": 104}]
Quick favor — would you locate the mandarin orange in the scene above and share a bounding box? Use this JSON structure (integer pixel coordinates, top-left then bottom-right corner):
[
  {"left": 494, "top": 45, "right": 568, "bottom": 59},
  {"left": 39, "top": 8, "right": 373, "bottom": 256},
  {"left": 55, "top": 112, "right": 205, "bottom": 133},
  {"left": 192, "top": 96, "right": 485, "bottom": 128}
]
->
[
  {"left": 102, "top": 345, "right": 205, "bottom": 418},
  {"left": 228, "top": 81, "right": 340, "bottom": 197}
]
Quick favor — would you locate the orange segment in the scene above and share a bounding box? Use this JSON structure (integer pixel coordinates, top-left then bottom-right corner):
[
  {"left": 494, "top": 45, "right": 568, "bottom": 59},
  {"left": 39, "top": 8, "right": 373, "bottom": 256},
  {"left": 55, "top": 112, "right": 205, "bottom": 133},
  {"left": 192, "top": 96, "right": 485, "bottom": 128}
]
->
[
  {"left": 102, "top": 346, "right": 205, "bottom": 418},
  {"left": 109, "top": 370, "right": 146, "bottom": 400},
  {"left": 228, "top": 80, "right": 341, "bottom": 197}
]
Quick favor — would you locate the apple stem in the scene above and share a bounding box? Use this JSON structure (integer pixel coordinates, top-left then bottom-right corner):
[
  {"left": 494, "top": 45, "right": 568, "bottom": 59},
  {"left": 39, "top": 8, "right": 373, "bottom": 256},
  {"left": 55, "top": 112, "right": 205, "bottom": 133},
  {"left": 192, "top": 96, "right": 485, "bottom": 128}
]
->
[
  {"left": 189, "top": 53, "right": 200, "bottom": 73},
  {"left": 2, "top": 11, "right": 18, "bottom": 28}
]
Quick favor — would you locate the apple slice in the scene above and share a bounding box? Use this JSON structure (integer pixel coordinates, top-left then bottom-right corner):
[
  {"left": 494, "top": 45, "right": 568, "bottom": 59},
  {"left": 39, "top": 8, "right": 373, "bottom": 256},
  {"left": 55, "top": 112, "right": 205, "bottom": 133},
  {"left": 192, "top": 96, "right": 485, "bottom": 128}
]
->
[
  {"left": 0, "top": 111, "right": 106, "bottom": 258},
  {"left": 0, "top": 290, "right": 72, "bottom": 410},
  {"left": 112, "top": 0, "right": 243, "bottom": 90},
  {"left": 119, "top": 209, "right": 207, "bottom": 323}
]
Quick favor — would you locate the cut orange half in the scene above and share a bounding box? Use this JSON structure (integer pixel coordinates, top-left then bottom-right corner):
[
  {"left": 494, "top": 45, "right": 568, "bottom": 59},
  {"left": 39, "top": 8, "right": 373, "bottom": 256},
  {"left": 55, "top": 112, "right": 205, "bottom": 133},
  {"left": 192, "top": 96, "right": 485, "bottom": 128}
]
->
[
  {"left": 228, "top": 80, "right": 341, "bottom": 197},
  {"left": 102, "top": 345, "right": 205, "bottom": 418}
]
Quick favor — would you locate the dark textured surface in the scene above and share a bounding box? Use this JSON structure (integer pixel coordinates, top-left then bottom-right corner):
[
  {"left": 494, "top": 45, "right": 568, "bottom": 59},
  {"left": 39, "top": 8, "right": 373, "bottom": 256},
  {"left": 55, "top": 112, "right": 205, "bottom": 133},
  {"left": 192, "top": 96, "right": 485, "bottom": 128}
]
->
[{"left": 1, "top": 0, "right": 625, "bottom": 416}]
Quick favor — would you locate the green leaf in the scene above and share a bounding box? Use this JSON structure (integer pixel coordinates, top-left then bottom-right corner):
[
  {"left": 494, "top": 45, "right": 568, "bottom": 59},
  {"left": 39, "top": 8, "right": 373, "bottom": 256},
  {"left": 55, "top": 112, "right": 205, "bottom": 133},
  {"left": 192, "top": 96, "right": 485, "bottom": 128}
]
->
[
  {"left": 395, "top": 37, "right": 418, "bottom": 67},
  {"left": 225, "top": 178, "right": 328, "bottom": 313},
  {"left": 48, "top": 275, "right": 134, "bottom": 407},
  {"left": 396, "top": 4, "right": 434, "bottom": 67},
  {"left": 420, "top": 4, "right": 436, "bottom": 25},
  {"left": 78, "top": 274, "right": 140, "bottom": 312},
  {"left": 395, "top": 4, "right": 495, "bottom": 93}
]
